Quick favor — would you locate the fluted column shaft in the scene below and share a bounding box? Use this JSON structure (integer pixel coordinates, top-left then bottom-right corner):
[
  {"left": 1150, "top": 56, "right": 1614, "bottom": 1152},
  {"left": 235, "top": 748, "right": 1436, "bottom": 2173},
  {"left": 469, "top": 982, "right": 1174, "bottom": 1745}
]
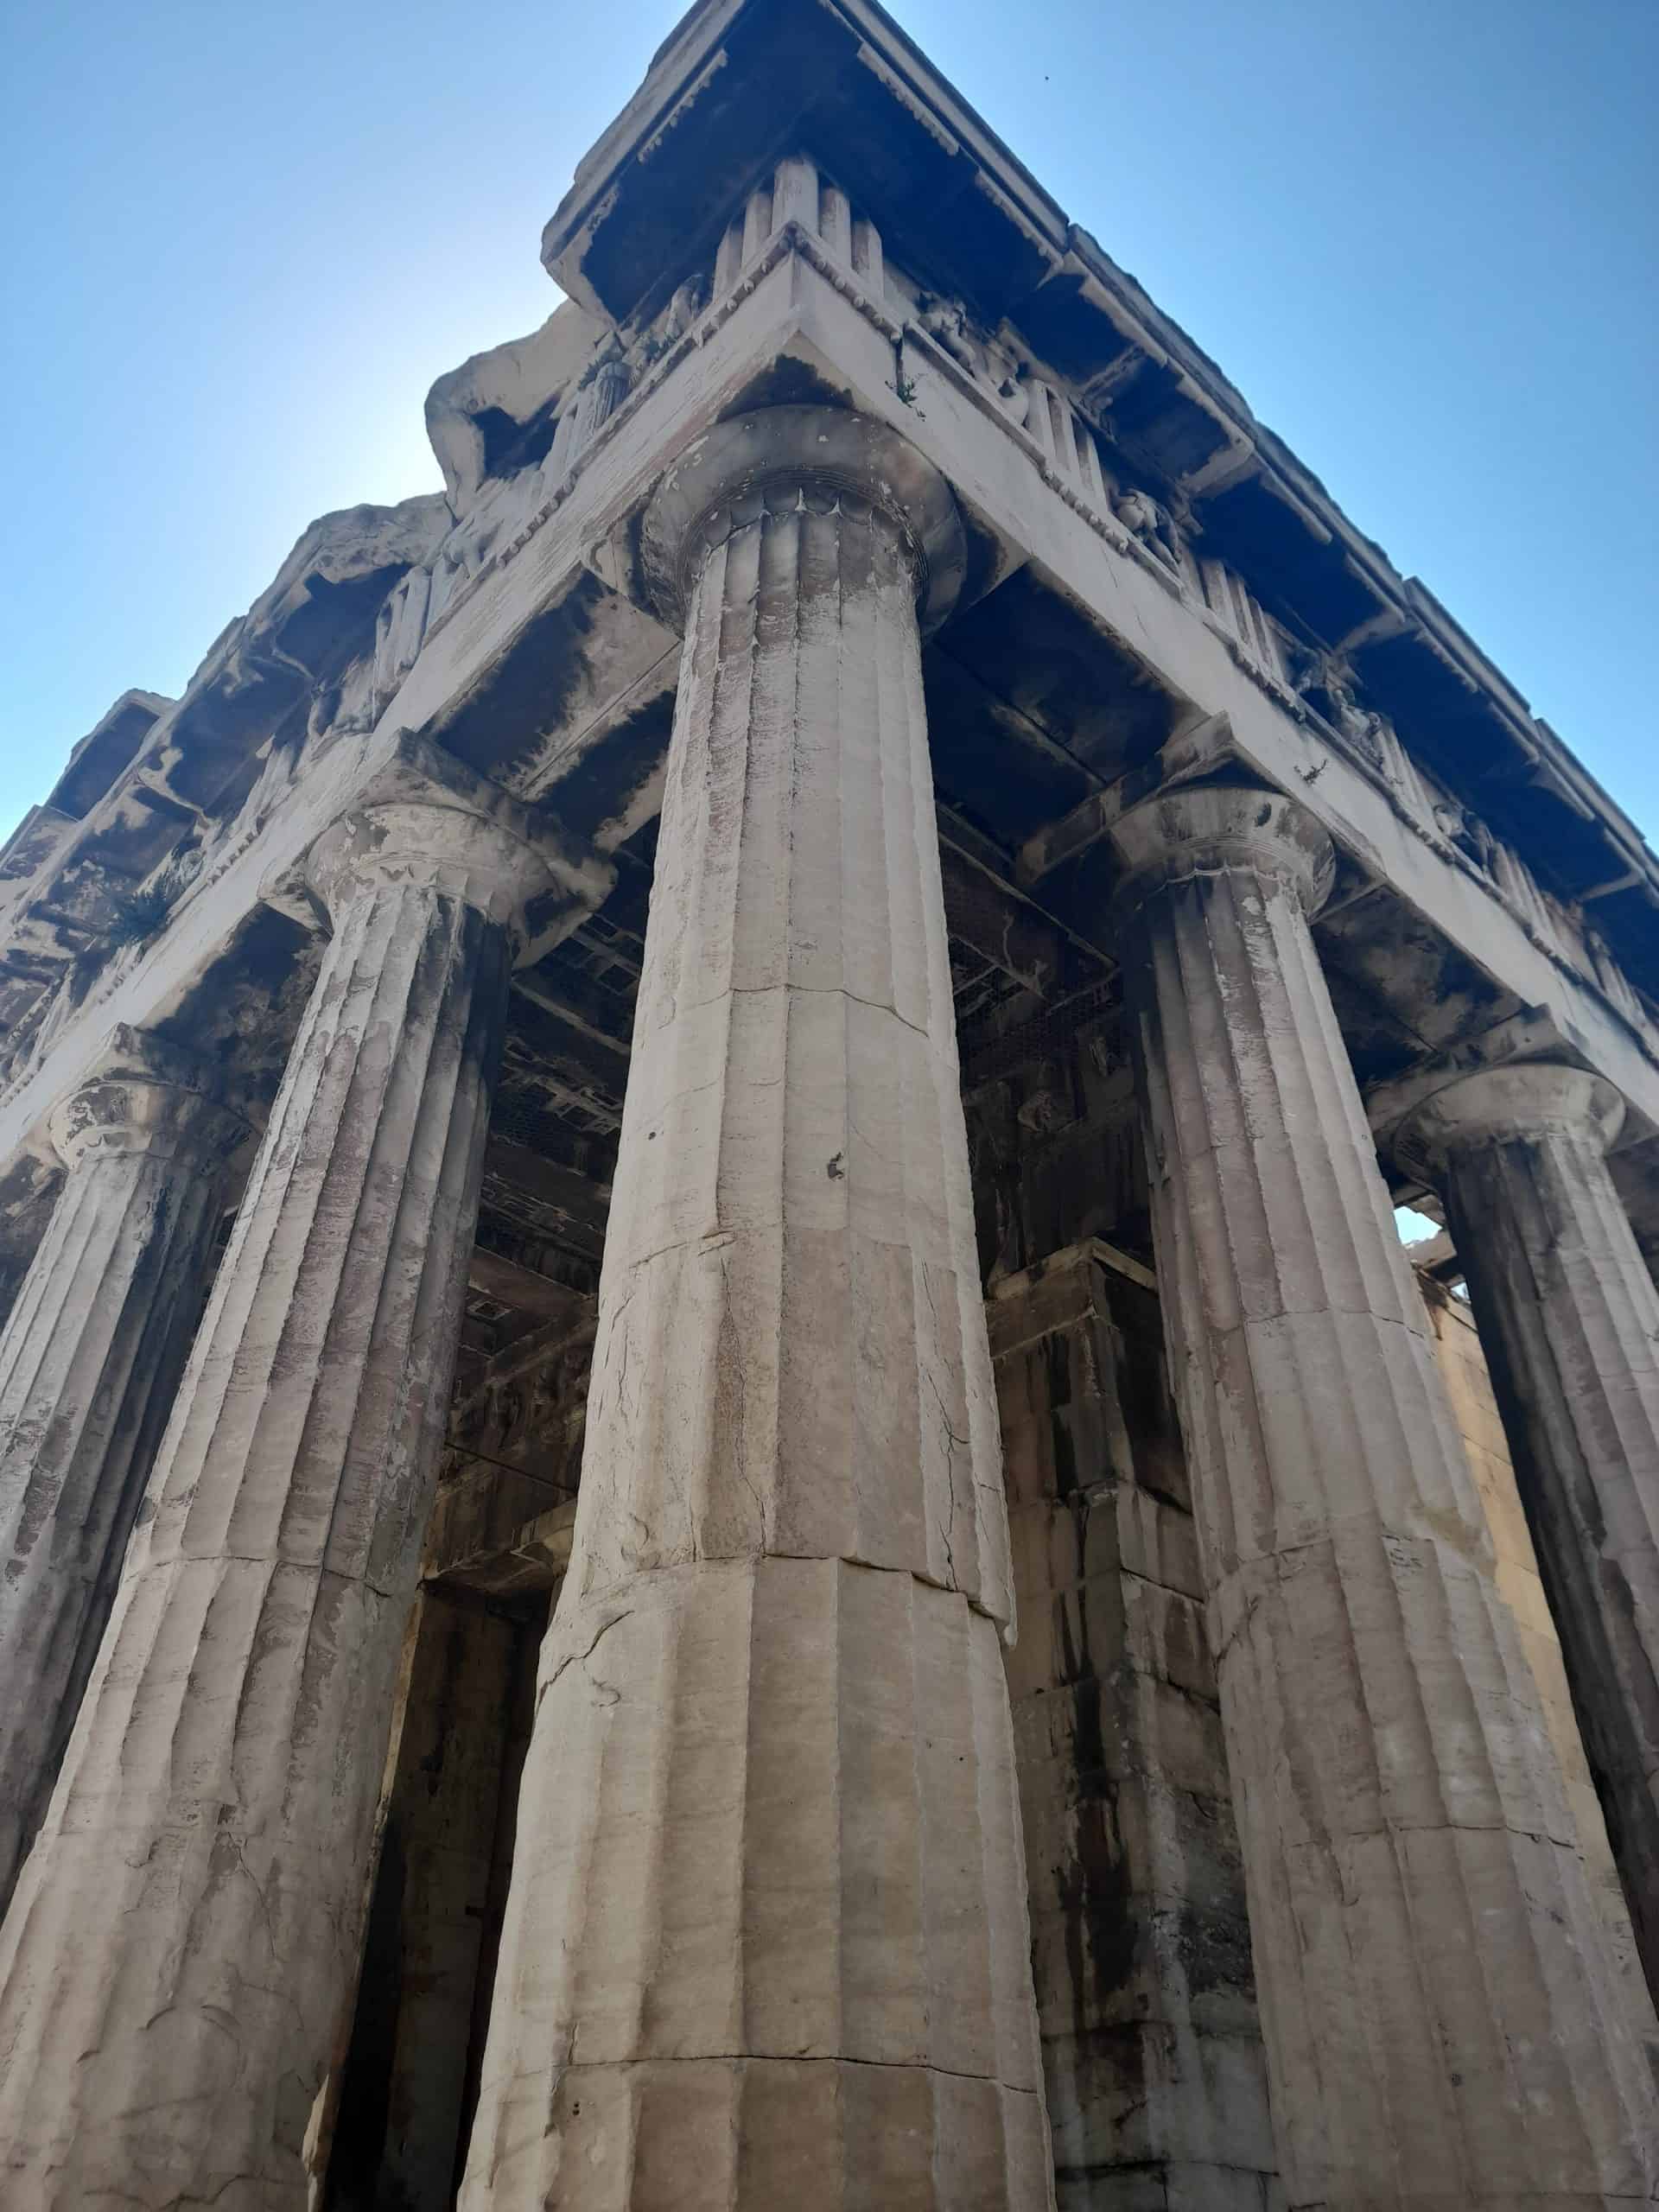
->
[
  {"left": 1109, "top": 784, "right": 1658, "bottom": 2209},
  {"left": 462, "top": 408, "right": 1051, "bottom": 2212},
  {"left": 1406, "top": 1063, "right": 1659, "bottom": 2005},
  {"left": 0, "top": 1032, "right": 245, "bottom": 1906},
  {"left": 0, "top": 783, "right": 556, "bottom": 2209}
]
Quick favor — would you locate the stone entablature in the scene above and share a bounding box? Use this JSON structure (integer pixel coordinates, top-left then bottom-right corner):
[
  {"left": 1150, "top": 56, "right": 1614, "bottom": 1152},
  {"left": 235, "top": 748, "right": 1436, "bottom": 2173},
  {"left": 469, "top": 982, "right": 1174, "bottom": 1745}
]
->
[
  {"left": 538, "top": 0, "right": 1659, "bottom": 995},
  {"left": 0, "top": 506, "right": 452, "bottom": 1089},
  {"left": 3, "top": 5, "right": 1659, "bottom": 2206},
  {"left": 5, "top": 117, "right": 1656, "bottom": 1219}
]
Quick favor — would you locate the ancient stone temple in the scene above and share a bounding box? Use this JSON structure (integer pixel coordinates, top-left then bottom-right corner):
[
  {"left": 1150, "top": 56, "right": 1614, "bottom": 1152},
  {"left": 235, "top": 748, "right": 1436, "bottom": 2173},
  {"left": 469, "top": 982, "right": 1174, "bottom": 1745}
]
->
[{"left": 3, "top": 3, "right": 1658, "bottom": 2205}]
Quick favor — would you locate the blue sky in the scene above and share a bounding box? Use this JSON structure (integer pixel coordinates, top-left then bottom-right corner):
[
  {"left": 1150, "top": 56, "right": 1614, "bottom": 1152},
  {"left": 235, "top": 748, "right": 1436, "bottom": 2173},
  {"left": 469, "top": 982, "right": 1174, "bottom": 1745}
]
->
[{"left": 3, "top": 0, "right": 1655, "bottom": 849}]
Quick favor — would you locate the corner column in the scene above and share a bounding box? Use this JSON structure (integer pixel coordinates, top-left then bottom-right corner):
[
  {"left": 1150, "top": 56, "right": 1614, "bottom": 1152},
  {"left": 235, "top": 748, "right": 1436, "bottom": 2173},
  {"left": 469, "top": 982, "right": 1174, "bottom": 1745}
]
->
[
  {"left": 0, "top": 1028, "right": 246, "bottom": 1906},
  {"left": 1108, "top": 784, "right": 1658, "bottom": 2206},
  {"left": 462, "top": 408, "right": 1052, "bottom": 2211},
  {"left": 1403, "top": 1062, "right": 1659, "bottom": 2005},
  {"left": 0, "top": 750, "right": 560, "bottom": 2209}
]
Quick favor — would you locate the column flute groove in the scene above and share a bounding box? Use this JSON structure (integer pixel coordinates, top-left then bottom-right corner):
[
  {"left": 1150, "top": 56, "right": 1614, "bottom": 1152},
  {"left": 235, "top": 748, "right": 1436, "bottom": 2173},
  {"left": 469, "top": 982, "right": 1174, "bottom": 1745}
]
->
[
  {"left": 1403, "top": 1061, "right": 1659, "bottom": 2010},
  {"left": 0, "top": 753, "right": 564, "bottom": 2210},
  {"left": 0, "top": 1028, "right": 246, "bottom": 1912},
  {"left": 1109, "top": 780, "right": 1659, "bottom": 2209},
  {"left": 461, "top": 406, "right": 1049, "bottom": 2212}
]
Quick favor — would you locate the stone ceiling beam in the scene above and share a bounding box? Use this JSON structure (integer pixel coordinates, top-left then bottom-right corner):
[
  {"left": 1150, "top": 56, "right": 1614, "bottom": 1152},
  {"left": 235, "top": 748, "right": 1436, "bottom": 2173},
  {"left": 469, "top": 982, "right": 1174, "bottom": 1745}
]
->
[
  {"left": 467, "top": 1243, "right": 594, "bottom": 1327},
  {"left": 482, "top": 1135, "right": 612, "bottom": 1244}
]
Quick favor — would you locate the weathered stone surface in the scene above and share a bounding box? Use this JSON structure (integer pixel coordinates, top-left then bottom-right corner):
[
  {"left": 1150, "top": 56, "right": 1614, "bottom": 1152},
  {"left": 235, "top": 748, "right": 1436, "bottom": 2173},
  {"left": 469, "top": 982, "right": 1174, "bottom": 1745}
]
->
[
  {"left": 461, "top": 408, "right": 1051, "bottom": 2209},
  {"left": 0, "top": 1027, "right": 246, "bottom": 1906},
  {"left": 1419, "top": 1268, "right": 1647, "bottom": 2003},
  {"left": 7, "top": 9, "right": 1659, "bottom": 2202},
  {"left": 1404, "top": 1062, "right": 1659, "bottom": 2009},
  {"left": 1109, "top": 783, "right": 1659, "bottom": 2206},
  {"left": 471, "top": 1554, "right": 1046, "bottom": 2209},
  {"left": 426, "top": 300, "right": 607, "bottom": 508},
  {"left": 0, "top": 780, "right": 559, "bottom": 2209},
  {"left": 989, "top": 1242, "right": 1277, "bottom": 2211},
  {"left": 0, "top": 501, "right": 454, "bottom": 1100}
]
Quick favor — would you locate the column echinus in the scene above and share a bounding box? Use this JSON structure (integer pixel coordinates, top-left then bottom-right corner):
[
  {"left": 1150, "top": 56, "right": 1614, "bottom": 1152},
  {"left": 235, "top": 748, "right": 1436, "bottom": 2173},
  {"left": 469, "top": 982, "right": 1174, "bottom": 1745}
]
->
[
  {"left": 1403, "top": 1063, "right": 1659, "bottom": 2008},
  {"left": 1107, "top": 782, "right": 1659, "bottom": 2205},
  {"left": 0, "top": 1027, "right": 246, "bottom": 1908},
  {"left": 0, "top": 735, "right": 578, "bottom": 2209},
  {"left": 461, "top": 408, "right": 1052, "bottom": 2212}
]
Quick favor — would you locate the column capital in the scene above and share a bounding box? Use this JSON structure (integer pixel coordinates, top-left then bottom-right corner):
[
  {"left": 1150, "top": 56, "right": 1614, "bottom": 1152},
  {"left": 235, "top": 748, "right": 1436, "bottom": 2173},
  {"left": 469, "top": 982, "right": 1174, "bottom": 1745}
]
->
[
  {"left": 45, "top": 1025, "right": 250, "bottom": 1173},
  {"left": 301, "top": 728, "right": 612, "bottom": 963},
  {"left": 1400, "top": 1061, "right": 1625, "bottom": 1178},
  {"left": 639, "top": 404, "right": 967, "bottom": 634},
  {"left": 1108, "top": 779, "right": 1335, "bottom": 918}
]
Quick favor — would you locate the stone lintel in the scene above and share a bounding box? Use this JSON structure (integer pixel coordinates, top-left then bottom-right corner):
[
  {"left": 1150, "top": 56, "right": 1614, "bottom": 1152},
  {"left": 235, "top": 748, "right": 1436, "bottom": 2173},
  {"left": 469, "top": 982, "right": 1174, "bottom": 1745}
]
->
[
  {"left": 0, "top": 805, "right": 78, "bottom": 903},
  {"left": 428, "top": 1497, "right": 579, "bottom": 1599},
  {"left": 985, "top": 1235, "right": 1158, "bottom": 1357},
  {"left": 466, "top": 1244, "right": 593, "bottom": 1326},
  {"left": 1013, "top": 712, "right": 1235, "bottom": 886},
  {"left": 68, "top": 1020, "right": 217, "bottom": 1091}
]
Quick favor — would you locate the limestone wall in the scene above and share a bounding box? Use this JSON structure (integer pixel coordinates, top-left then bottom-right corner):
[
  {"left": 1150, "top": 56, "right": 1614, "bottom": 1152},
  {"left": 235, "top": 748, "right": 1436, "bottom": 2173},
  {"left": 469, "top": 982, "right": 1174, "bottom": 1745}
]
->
[{"left": 989, "top": 1242, "right": 1277, "bottom": 2211}]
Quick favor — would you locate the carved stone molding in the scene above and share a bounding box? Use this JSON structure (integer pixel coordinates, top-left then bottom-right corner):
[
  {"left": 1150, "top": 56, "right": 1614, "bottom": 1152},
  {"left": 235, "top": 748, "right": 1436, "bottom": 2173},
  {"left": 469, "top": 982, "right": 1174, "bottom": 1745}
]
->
[
  {"left": 1109, "top": 779, "right": 1336, "bottom": 918},
  {"left": 1400, "top": 1057, "right": 1659, "bottom": 2004},
  {"left": 1, "top": 1026, "right": 248, "bottom": 1906},
  {"left": 283, "top": 728, "right": 616, "bottom": 969},
  {"left": 1400, "top": 1060, "right": 1624, "bottom": 1169},
  {"left": 44, "top": 1022, "right": 252, "bottom": 1171},
  {"left": 639, "top": 402, "right": 967, "bottom": 638}
]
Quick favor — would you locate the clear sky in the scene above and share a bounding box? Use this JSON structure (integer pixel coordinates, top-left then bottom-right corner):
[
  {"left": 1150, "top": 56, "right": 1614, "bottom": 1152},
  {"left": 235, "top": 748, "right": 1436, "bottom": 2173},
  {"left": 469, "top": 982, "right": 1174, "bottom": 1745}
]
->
[{"left": 3, "top": 0, "right": 1655, "bottom": 850}]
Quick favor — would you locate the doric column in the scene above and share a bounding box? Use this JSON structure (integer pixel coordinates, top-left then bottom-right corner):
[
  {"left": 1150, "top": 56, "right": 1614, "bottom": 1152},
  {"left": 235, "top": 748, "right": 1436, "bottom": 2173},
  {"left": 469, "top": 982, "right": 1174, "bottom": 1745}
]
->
[
  {"left": 1108, "top": 783, "right": 1658, "bottom": 2206},
  {"left": 1402, "top": 1062, "right": 1659, "bottom": 2005},
  {"left": 461, "top": 408, "right": 1052, "bottom": 2211},
  {"left": 0, "top": 1027, "right": 245, "bottom": 1906},
  {"left": 0, "top": 748, "right": 563, "bottom": 2209}
]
